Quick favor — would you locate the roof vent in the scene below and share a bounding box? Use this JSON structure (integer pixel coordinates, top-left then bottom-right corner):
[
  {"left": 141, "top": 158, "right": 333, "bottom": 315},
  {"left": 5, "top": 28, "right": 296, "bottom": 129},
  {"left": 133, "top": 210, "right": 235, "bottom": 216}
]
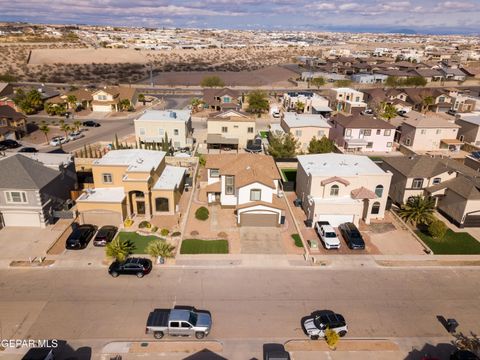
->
[
  {"left": 170, "top": 111, "right": 177, "bottom": 118},
  {"left": 136, "top": 158, "right": 144, "bottom": 164}
]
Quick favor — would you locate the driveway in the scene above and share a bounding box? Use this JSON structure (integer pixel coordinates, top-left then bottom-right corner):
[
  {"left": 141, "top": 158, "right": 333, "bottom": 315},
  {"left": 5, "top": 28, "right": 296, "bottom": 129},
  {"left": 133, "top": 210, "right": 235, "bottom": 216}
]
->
[{"left": 240, "top": 227, "right": 284, "bottom": 254}]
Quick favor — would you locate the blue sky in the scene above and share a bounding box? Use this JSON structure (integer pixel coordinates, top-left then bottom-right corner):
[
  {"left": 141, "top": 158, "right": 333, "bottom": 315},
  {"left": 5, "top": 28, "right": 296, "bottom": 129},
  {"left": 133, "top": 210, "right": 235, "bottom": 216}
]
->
[{"left": 1, "top": 0, "right": 479, "bottom": 34}]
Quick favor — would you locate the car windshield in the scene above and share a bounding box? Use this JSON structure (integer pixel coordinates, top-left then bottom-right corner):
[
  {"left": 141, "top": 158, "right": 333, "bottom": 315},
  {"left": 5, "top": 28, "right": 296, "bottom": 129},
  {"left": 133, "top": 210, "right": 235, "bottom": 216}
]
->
[
  {"left": 188, "top": 311, "right": 198, "bottom": 325},
  {"left": 325, "top": 232, "right": 337, "bottom": 238},
  {"left": 313, "top": 316, "right": 325, "bottom": 329}
]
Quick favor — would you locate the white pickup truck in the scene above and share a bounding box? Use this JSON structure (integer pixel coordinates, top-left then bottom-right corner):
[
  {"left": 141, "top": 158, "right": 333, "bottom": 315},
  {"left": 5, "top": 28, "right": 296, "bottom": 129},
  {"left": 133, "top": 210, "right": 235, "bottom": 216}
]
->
[
  {"left": 315, "top": 221, "right": 341, "bottom": 249},
  {"left": 145, "top": 308, "right": 212, "bottom": 339}
]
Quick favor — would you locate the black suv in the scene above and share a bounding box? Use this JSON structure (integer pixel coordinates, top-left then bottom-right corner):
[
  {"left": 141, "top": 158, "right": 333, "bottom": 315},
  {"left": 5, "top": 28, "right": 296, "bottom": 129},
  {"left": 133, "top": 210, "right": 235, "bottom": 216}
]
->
[
  {"left": 109, "top": 258, "right": 153, "bottom": 278},
  {"left": 83, "top": 120, "right": 100, "bottom": 127},
  {"left": 339, "top": 222, "right": 365, "bottom": 250},
  {"left": 93, "top": 225, "right": 118, "bottom": 246},
  {"left": 65, "top": 224, "right": 96, "bottom": 249}
]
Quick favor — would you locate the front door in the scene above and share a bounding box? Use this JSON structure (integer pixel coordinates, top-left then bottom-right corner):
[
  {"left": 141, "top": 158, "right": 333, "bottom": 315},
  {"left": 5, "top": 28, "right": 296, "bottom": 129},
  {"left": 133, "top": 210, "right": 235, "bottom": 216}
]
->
[{"left": 137, "top": 201, "right": 145, "bottom": 215}]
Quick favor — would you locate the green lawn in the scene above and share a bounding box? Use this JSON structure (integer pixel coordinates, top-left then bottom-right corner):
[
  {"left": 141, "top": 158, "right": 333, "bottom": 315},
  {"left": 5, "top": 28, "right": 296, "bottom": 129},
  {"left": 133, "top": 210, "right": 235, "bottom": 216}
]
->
[
  {"left": 180, "top": 239, "right": 229, "bottom": 254},
  {"left": 259, "top": 131, "right": 269, "bottom": 139},
  {"left": 291, "top": 234, "right": 303, "bottom": 248},
  {"left": 117, "top": 231, "right": 160, "bottom": 254},
  {"left": 281, "top": 168, "right": 297, "bottom": 182},
  {"left": 368, "top": 156, "right": 383, "bottom": 162},
  {"left": 415, "top": 229, "right": 480, "bottom": 255}
]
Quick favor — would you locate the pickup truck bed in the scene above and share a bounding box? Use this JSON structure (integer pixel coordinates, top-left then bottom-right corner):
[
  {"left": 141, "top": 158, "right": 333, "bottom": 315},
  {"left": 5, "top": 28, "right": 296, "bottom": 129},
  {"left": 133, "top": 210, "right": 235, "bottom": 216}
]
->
[{"left": 147, "top": 309, "right": 170, "bottom": 327}]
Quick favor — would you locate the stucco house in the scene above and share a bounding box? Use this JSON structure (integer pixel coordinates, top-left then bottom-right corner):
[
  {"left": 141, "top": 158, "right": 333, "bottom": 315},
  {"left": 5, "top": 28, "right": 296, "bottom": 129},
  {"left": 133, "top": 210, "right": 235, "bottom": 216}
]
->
[
  {"left": 283, "top": 92, "right": 332, "bottom": 116},
  {"left": 45, "top": 88, "right": 93, "bottom": 110},
  {"left": 203, "top": 88, "right": 241, "bottom": 111},
  {"left": 0, "top": 105, "right": 27, "bottom": 140},
  {"left": 91, "top": 86, "right": 137, "bottom": 112},
  {"left": 76, "top": 150, "right": 186, "bottom": 225},
  {"left": 280, "top": 113, "right": 331, "bottom": 152},
  {"left": 296, "top": 153, "right": 392, "bottom": 227},
  {"left": 327, "top": 88, "right": 367, "bottom": 114},
  {"left": 206, "top": 110, "right": 255, "bottom": 151},
  {"left": 134, "top": 110, "right": 193, "bottom": 150},
  {"left": 0, "top": 153, "right": 77, "bottom": 228},
  {"left": 456, "top": 114, "right": 480, "bottom": 146},
  {"left": 329, "top": 113, "right": 396, "bottom": 152},
  {"left": 204, "top": 154, "right": 285, "bottom": 227}
]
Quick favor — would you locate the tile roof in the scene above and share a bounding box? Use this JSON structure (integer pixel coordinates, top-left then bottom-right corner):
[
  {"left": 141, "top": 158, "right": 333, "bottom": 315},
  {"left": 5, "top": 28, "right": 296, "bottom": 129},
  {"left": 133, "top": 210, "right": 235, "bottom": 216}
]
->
[
  {"left": 0, "top": 105, "right": 26, "bottom": 121},
  {"left": 236, "top": 197, "right": 285, "bottom": 211},
  {"left": 402, "top": 112, "right": 459, "bottom": 129},
  {"left": 351, "top": 187, "right": 377, "bottom": 200}
]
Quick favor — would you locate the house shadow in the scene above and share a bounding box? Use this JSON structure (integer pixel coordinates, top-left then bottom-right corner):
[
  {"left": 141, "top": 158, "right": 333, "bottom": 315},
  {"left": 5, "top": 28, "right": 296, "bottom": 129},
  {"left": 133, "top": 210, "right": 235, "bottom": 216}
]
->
[
  {"left": 403, "top": 342, "right": 456, "bottom": 360},
  {"left": 22, "top": 340, "right": 91, "bottom": 360},
  {"left": 183, "top": 349, "right": 227, "bottom": 360},
  {"left": 263, "top": 343, "right": 288, "bottom": 360}
]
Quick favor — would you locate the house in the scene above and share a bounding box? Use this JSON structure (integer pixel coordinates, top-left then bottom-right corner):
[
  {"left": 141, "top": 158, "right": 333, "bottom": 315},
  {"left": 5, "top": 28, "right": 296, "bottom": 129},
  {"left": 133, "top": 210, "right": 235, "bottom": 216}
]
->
[
  {"left": 0, "top": 153, "right": 77, "bottom": 228},
  {"left": 0, "top": 105, "right": 27, "bottom": 140},
  {"left": 456, "top": 113, "right": 480, "bottom": 145},
  {"left": 411, "top": 69, "right": 444, "bottom": 82},
  {"left": 0, "top": 83, "right": 14, "bottom": 108},
  {"left": 204, "top": 154, "right": 285, "bottom": 227},
  {"left": 206, "top": 109, "right": 255, "bottom": 151},
  {"left": 91, "top": 86, "right": 137, "bottom": 112},
  {"left": 46, "top": 88, "right": 93, "bottom": 110},
  {"left": 135, "top": 110, "right": 193, "bottom": 150},
  {"left": 402, "top": 88, "right": 453, "bottom": 113},
  {"left": 440, "top": 68, "right": 467, "bottom": 81},
  {"left": 327, "top": 88, "right": 367, "bottom": 114},
  {"left": 351, "top": 74, "right": 388, "bottom": 84},
  {"left": 76, "top": 150, "right": 186, "bottom": 225},
  {"left": 283, "top": 92, "right": 332, "bottom": 116},
  {"left": 203, "top": 88, "right": 241, "bottom": 111},
  {"left": 451, "top": 94, "right": 479, "bottom": 113},
  {"left": 329, "top": 113, "right": 396, "bottom": 152},
  {"left": 296, "top": 153, "right": 392, "bottom": 226},
  {"left": 381, "top": 156, "right": 480, "bottom": 227},
  {"left": 281, "top": 113, "right": 331, "bottom": 151},
  {"left": 398, "top": 111, "right": 461, "bottom": 152}
]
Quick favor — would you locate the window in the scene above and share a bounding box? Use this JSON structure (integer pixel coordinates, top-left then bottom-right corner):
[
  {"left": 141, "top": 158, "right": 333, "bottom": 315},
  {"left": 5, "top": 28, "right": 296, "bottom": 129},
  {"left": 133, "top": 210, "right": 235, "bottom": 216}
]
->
[
  {"left": 387, "top": 142, "right": 392, "bottom": 147},
  {"left": 363, "top": 129, "right": 372, "bottom": 136},
  {"left": 375, "top": 185, "right": 384, "bottom": 197},
  {"left": 384, "top": 129, "right": 391, "bottom": 136},
  {"left": 436, "top": 129, "right": 441, "bottom": 134},
  {"left": 222, "top": 126, "right": 228, "bottom": 133},
  {"left": 155, "top": 197, "right": 169, "bottom": 212},
  {"left": 366, "top": 142, "right": 373, "bottom": 148},
  {"left": 432, "top": 177, "right": 441, "bottom": 185},
  {"left": 250, "top": 189, "right": 261, "bottom": 201},
  {"left": 102, "top": 173, "right": 113, "bottom": 184},
  {"left": 234, "top": 125, "right": 239, "bottom": 129},
  {"left": 318, "top": 130, "right": 325, "bottom": 137},
  {"left": 170, "top": 322, "right": 180, "bottom": 328},
  {"left": 247, "top": 127, "right": 254, "bottom": 133},
  {"left": 158, "top": 128, "right": 164, "bottom": 136},
  {"left": 223, "top": 96, "right": 231, "bottom": 103},
  {"left": 330, "top": 185, "right": 339, "bottom": 196},
  {"left": 376, "top": 129, "right": 381, "bottom": 135},
  {"left": 295, "top": 130, "right": 302, "bottom": 136},
  {"left": 438, "top": 96, "right": 445, "bottom": 103},
  {"left": 355, "top": 96, "right": 360, "bottom": 102},
  {"left": 174, "top": 129, "right": 179, "bottom": 136},
  {"left": 405, "top": 138, "right": 411, "bottom": 146},
  {"left": 225, "top": 176, "right": 235, "bottom": 195},
  {"left": 210, "top": 169, "right": 219, "bottom": 178},
  {"left": 181, "top": 322, "right": 191, "bottom": 328},
  {"left": 139, "top": 128, "right": 146, "bottom": 136},
  {"left": 98, "top": 95, "right": 107, "bottom": 100},
  {"left": 412, "top": 178, "right": 424, "bottom": 189},
  {"left": 371, "top": 201, "right": 380, "bottom": 215},
  {"left": 345, "top": 129, "right": 352, "bottom": 137},
  {"left": 421, "top": 129, "right": 427, "bottom": 135},
  {"left": 5, "top": 191, "right": 27, "bottom": 204}
]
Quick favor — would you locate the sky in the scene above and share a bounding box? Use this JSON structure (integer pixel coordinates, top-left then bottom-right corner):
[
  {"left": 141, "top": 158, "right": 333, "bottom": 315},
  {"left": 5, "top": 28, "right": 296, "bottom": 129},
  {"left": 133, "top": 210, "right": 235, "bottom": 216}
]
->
[{"left": 1, "top": 0, "right": 479, "bottom": 34}]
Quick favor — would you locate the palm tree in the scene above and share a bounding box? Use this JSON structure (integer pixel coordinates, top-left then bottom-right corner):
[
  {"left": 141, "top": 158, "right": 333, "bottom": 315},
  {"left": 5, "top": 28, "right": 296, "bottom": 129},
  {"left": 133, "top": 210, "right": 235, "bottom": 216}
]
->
[
  {"left": 421, "top": 95, "right": 434, "bottom": 113},
  {"left": 73, "top": 120, "right": 82, "bottom": 132},
  {"left": 380, "top": 103, "right": 398, "bottom": 121},
  {"left": 295, "top": 101, "right": 305, "bottom": 113},
  {"left": 105, "top": 237, "right": 135, "bottom": 262},
  {"left": 60, "top": 121, "right": 71, "bottom": 138},
  {"left": 146, "top": 239, "right": 175, "bottom": 264},
  {"left": 138, "top": 93, "right": 146, "bottom": 105},
  {"left": 39, "top": 122, "right": 50, "bottom": 143},
  {"left": 398, "top": 195, "right": 435, "bottom": 226},
  {"left": 66, "top": 94, "right": 77, "bottom": 110}
]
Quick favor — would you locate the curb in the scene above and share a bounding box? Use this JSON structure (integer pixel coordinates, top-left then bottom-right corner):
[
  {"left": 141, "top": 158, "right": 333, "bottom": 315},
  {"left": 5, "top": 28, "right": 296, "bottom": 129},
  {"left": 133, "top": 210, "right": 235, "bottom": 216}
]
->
[
  {"left": 285, "top": 338, "right": 400, "bottom": 352},
  {"left": 102, "top": 340, "right": 222, "bottom": 354}
]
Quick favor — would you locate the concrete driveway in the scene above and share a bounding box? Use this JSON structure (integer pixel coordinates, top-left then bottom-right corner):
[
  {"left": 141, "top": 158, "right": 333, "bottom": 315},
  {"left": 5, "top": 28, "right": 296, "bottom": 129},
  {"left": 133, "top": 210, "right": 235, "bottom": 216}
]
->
[{"left": 240, "top": 227, "right": 284, "bottom": 254}]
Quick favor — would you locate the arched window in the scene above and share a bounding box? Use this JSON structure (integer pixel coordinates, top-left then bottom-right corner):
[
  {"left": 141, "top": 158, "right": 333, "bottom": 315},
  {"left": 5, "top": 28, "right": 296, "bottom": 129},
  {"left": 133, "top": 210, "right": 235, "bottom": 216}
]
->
[
  {"left": 330, "top": 185, "right": 339, "bottom": 196},
  {"left": 371, "top": 201, "right": 381, "bottom": 215},
  {"left": 375, "top": 185, "right": 384, "bottom": 197}
]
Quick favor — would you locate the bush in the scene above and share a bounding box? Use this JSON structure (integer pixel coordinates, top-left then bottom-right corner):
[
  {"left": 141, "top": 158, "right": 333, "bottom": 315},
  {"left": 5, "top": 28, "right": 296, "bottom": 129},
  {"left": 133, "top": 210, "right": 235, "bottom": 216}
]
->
[
  {"left": 428, "top": 220, "right": 448, "bottom": 239},
  {"left": 172, "top": 231, "right": 181, "bottom": 237},
  {"left": 124, "top": 219, "right": 134, "bottom": 228},
  {"left": 160, "top": 228, "right": 169, "bottom": 236},
  {"left": 195, "top": 206, "right": 209, "bottom": 221},
  {"left": 151, "top": 226, "right": 158, "bottom": 233},
  {"left": 190, "top": 230, "right": 199, "bottom": 236},
  {"left": 138, "top": 220, "right": 151, "bottom": 229},
  {"left": 291, "top": 234, "right": 303, "bottom": 248},
  {"left": 325, "top": 328, "right": 340, "bottom": 349},
  {"left": 217, "top": 231, "right": 228, "bottom": 239}
]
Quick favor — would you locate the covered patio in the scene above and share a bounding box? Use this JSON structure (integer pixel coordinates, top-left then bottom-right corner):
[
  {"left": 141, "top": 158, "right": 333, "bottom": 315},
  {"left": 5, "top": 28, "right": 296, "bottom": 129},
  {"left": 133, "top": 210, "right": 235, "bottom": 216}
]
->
[
  {"left": 206, "top": 134, "right": 239, "bottom": 153},
  {"left": 440, "top": 139, "right": 463, "bottom": 152}
]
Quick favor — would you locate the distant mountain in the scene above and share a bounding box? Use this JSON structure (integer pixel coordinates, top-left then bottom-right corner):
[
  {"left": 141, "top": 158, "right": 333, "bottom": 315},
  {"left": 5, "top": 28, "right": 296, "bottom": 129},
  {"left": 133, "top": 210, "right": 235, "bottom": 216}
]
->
[{"left": 387, "top": 28, "right": 417, "bottom": 35}]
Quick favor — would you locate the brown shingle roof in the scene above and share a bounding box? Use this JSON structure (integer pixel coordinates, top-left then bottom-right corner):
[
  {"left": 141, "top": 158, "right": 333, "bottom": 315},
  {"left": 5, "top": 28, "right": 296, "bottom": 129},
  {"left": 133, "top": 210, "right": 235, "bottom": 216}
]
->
[
  {"left": 332, "top": 114, "right": 396, "bottom": 129},
  {"left": 203, "top": 88, "right": 240, "bottom": 106},
  {"left": 0, "top": 105, "right": 26, "bottom": 122},
  {"left": 426, "top": 175, "right": 480, "bottom": 200}
]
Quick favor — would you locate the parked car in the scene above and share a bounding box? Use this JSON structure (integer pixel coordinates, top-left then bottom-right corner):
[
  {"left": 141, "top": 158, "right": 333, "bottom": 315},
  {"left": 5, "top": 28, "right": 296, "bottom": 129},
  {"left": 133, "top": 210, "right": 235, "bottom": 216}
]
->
[
  {"left": 338, "top": 222, "right": 365, "bottom": 250},
  {"left": 65, "top": 224, "right": 96, "bottom": 249},
  {"left": 397, "top": 110, "right": 408, "bottom": 116},
  {"left": 109, "top": 257, "right": 152, "bottom": 278},
  {"left": 265, "top": 350, "right": 290, "bottom": 360},
  {"left": 49, "top": 136, "right": 68, "bottom": 146},
  {"left": 0, "top": 139, "right": 21, "bottom": 149},
  {"left": 83, "top": 120, "right": 100, "bottom": 127},
  {"left": 93, "top": 225, "right": 118, "bottom": 246},
  {"left": 315, "top": 221, "right": 341, "bottom": 249},
  {"left": 361, "top": 109, "right": 374, "bottom": 116},
  {"left": 19, "top": 147, "right": 38, "bottom": 153},
  {"left": 145, "top": 308, "right": 212, "bottom": 339},
  {"left": 450, "top": 350, "right": 479, "bottom": 360},
  {"left": 447, "top": 109, "right": 458, "bottom": 116},
  {"left": 68, "top": 131, "right": 84, "bottom": 141},
  {"left": 303, "top": 310, "right": 348, "bottom": 340}
]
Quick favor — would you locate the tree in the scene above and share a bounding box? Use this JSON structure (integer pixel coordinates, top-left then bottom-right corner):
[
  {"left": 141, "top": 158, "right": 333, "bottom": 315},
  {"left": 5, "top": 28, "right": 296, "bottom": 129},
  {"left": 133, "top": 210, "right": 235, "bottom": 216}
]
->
[
  {"left": 73, "top": 120, "right": 82, "bottom": 132},
  {"left": 295, "top": 101, "right": 305, "bottom": 113},
  {"left": 146, "top": 239, "right": 175, "bottom": 264},
  {"left": 66, "top": 94, "right": 77, "bottom": 110},
  {"left": 325, "top": 328, "right": 340, "bottom": 350},
  {"left": 380, "top": 103, "right": 398, "bottom": 121},
  {"left": 453, "top": 332, "right": 480, "bottom": 356},
  {"left": 398, "top": 195, "right": 435, "bottom": 226},
  {"left": 138, "top": 93, "right": 146, "bottom": 105},
  {"left": 308, "top": 136, "right": 335, "bottom": 154},
  {"left": 334, "top": 79, "right": 352, "bottom": 87},
  {"left": 386, "top": 76, "right": 400, "bottom": 88},
  {"left": 310, "top": 77, "right": 326, "bottom": 89},
  {"left": 267, "top": 133, "right": 299, "bottom": 158},
  {"left": 200, "top": 75, "right": 224, "bottom": 88},
  {"left": 105, "top": 237, "right": 135, "bottom": 262},
  {"left": 247, "top": 90, "right": 269, "bottom": 114},
  {"left": 14, "top": 89, "right": 43, "bottom": 115},
  {"left": 190, "top": 97, "right": 204, "bottom": 113},
  {"left": 161, "top": 132, "right": 170, "bottom": 152},
  {"left": 39, "top": 122, "right": 50, "bottom": 143},
  {"left": 428, "top": 219, "right": 447, "bottom": 239},
  {"left": 118, "top": 99, "right": 131, "bottom": 111},
  {"left": 421, "top": 95, "right": 434, "bottom": 113},
  {"left": 59, "top": 120, "right": 71, "bottom": 138},
  {"left": 404, "top": 76, "right": 427, "bottom": 87}
]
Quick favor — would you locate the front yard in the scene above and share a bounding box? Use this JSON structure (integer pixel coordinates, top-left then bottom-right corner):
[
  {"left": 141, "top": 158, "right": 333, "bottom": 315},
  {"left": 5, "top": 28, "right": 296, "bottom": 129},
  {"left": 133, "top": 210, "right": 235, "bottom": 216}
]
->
[
  {"left": 180, "top": 239, "right": 229, "bottom": 254},
  {"left": 117, "top": 231, "right": 163, "bottom": 254},
  {"left": 415, "top": 229, "right": 480, "bottom": 255}
]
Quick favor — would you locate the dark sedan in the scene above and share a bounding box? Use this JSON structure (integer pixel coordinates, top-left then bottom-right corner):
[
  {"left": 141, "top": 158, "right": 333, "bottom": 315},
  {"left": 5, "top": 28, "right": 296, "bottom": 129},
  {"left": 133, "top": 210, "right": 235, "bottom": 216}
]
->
[
  {"left": 19, "top": 147, "right": 38, "bottom": 153},
  {"left": 108, "top": 257, "right": 153, "bottom": 278},
  {"left": 93, "top": 225, "right": 118, "bottom": 246},
  {"left": 82, "top": 120, "right": 101, "bottom": 127},
  {"left": 0, "top": 139, "right": 21, "bottom": 149},
  {"left": 65, "top": 224, "right": 96, "bottom": 249},
  {"left": 338, "top": 222, "right": 365, "bottom": 250}
]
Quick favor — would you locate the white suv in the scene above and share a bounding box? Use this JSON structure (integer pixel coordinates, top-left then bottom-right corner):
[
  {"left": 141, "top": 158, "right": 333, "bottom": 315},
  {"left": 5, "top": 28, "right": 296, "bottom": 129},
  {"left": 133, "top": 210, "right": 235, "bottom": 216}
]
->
[
  {"left": 315, "top": 221, "right": 341, "bottom": 249},
  {"left": 303, "top": 310, "right": 348, "bottom": 340}
]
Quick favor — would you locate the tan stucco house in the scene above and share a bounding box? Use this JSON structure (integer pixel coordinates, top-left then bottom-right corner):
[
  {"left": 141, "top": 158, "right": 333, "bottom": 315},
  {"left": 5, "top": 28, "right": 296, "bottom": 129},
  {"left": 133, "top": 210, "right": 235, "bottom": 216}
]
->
[
  {"left": 91, "top": 86, "right": 137, "bottom": 112},
  {"left": 206, "top": 110, "right": 255, "bottom": 151},
  {"left": 76, "top": 149, "right": 186, "bottom": 225},
  {"left": 296, "top": 153, "right": 392, "bottom": 226},
  {"left": 281, "top": 113, "right": 331, "bottom": 152},
  {"left": 456, "top": 114, "right": 480, "bottom": 146},
  {"left": 0, "top": 105, "right": 27, "bottom": 140}
]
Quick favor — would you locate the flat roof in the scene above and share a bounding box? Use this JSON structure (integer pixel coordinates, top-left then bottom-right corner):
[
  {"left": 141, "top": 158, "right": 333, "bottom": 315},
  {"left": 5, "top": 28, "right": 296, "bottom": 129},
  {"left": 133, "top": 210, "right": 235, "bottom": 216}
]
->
[
  {"left": 135, "top": 109, "right": 191, "bottom": 123},
  {"left": 282, "top": 113, "right": 331, "bottom": 128},
  {"left": 207, "top": 134, "right": 239, "bottom": 145},
  {"left": 77, "top": 187, "right": 125, "bottom": 203},
  {"left": 458, "top": 113, "right": 480, "bottom": 126},
  {"left": 298, "top": 153, "right": 386, "bottom": 177},
  {"left": 153, "top": 165, "right": 186, "bottom": 190},
  {"left": 93, "top": 149, "right": 166, "bottom": 173}
]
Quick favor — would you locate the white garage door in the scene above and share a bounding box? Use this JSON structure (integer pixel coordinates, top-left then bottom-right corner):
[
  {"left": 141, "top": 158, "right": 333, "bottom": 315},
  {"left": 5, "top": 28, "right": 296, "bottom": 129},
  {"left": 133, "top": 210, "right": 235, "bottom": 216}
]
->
[
  {"left": 318, "top": 214, "right": 354, "bottom": 227},
  {"left": 92, "top": 105, "right": 112, "bottom": 112},
  {"left": 1, "top": 212, "right": 41, "bottom": 227}
]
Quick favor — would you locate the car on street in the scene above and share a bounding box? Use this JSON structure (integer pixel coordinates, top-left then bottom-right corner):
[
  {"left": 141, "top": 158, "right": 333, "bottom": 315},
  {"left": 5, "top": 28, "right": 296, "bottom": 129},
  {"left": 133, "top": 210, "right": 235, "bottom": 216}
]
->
[
  {"left": 303, "top": 310, "right": 348, "bottom": 340},
  {"left": 338, "top": 222, "right": 365, "bottom": 250},
  {"left": 68, "top": 131, "right": 84, "bottom": 141},
  {"left": 93, "top": 225, "right": 118, "bottom": 246},
  {"left": 65, "top": 224, "right": 96, "bottom": 249},
  {"left": 108, "top": 257, "right": 153, "bottom": 278},
  {"left": 0, "top": 139, "right": 21, "bottom": 149},
  {"left": 83, "top": 120, "right": 100, "bottom": 127},
  {"left": 315, "top": 221, "right": 341, "bottom": 249},
  {"left": 19, "top": 147, "right": 38, "bottom": 153},
  {"left": 49, "top": 136, "right": 68, "bottom": 146},
  {"left": 265, "top": 350, "right": 290, "bottom": 360}
]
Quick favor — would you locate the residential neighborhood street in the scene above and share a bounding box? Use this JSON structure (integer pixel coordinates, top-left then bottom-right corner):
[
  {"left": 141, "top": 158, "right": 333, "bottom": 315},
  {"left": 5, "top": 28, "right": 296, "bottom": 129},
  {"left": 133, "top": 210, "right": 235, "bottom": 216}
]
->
[{"left": 1, "top": 266, "right": 479, "bottom": 359}]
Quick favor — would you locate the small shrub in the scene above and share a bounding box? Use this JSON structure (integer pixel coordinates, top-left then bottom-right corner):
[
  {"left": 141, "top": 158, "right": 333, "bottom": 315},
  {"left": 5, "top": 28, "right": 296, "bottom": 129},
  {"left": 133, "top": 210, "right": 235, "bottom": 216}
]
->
[
  {"left": 217, "top": 231, "right": 228, "bottom": 239},
  {"left": 138, "top": 220, "right": 151, "bottom": 229},
  {"left": 428, "top": 220, "right": 447, "bottom": 239},
  {"left": 151, "top": 226, "right": 158, "bottom": 233},
  {"left": 291, "top": 234, "right": 303, "bottom": 248},
  {"left": 160, "top": 228, "right": 169, "bottom": 236},
  {"left": 190, "top": 230, "right": 199, "bottom": 236},
  {"left": 172, "top": 231, "right": 181, "bottom": 237},
  {"left": 123, "top": 219, "right": 133, "bottom": 228},
  {"left": 195, "top": 206, "right": 209, "bottom": 221},
  {"left": 198, "top": 154, "right": 206, "bottom": 166},
  {"left": 325, "top": 328, "right": 339, "bottom": 349}
]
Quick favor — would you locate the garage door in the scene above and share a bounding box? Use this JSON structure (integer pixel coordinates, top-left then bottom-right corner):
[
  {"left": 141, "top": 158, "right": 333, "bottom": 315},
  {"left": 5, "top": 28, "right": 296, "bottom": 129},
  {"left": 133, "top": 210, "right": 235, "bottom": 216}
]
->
[
  {"left": 463, "top": 214, "right": 480, "bottom": 227},
  {"left": 80, "top": 211, "right": 122, "bottom": 227},
  {"left": 240, "top": 213, "right": 278, "bottom": 227},
  {"left": 318, "top": 214, "right": 354, "bottom": 227},
  {"left": 92, "top": 105, "right": 112, "bottom": 112},
  {"left": 1, "top": 212, "right": 41, "bottom": 227}
]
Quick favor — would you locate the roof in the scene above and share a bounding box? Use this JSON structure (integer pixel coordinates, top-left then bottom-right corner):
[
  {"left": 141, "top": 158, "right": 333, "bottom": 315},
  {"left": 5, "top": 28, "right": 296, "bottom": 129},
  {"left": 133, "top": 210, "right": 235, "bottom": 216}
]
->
[
  {"left": 0, "top": 105, "right": 26, "bottom": 121},
  {"left": 93, "top": 86, "right": 136, "bottom": 101},
  {"left": 0, "top": 154, "right": 61, "bottom": 190},
  {"left": 153, "top": 165, "right": 186, "bottom": 190},
  {"left": 203, "top": 88, "right": 240, "bottom": 105},
  {"left": 236, "top": 196, "right": 285, "bottom": 211},
  {"left": 351, "top": 187, "right": 377, "bottom": 200},
  {"left": 298, "top": 153, "right": 386, "bottom": 177},
  {"left": 93, "top": 149, "right": 166, "bottom": 173},
  {"left": 206, "top": 134, "right": 239, "bottom": 145},
  {"left": 136, "top": 110, "right": 191, "bottom": 123},
  {"left": 426, "top": 175, "right": 480, "bottom": 200},
  {"left": 332, "top": 113, "right": 396, "bottom": 129},
  {"left": 205, "top": 181, "right": 221, "bottom": 193},
  {"left": 412, "top": 68, "right": 443, "bottom": 77},
  {"left": 205, "top": 154, "right": 280, "bottom": 189},
  {"left": 76, "top": 187, "right": 125, "bottom": 203},
  {"left": 457, "top": 114, "right": 480, "bottom": 126},
  {"left": 402, "top": 111, "right": 459, "bottom": 129},
  {"left": 0, "top": 83, "right": 11, "bottom": 95},
  {"left": 282, "top": 113, "right": 331, "bottom": 129}
]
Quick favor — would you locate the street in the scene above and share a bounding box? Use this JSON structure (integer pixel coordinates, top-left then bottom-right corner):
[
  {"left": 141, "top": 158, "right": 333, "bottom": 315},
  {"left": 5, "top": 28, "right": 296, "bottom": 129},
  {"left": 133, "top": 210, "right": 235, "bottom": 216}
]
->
[{"left": 0, "top": 267, "right": 479, "bottom": 358}]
